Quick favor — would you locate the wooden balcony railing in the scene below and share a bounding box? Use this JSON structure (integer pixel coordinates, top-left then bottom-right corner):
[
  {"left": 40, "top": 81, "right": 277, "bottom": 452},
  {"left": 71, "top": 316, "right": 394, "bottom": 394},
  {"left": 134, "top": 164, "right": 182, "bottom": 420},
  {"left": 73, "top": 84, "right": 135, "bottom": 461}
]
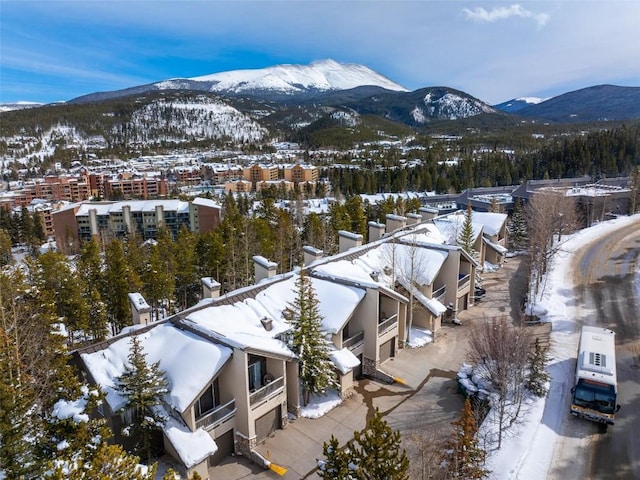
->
[
  {"left": 195, "top": 399, "right": 236, "bottom": 431},
  {"left": 250, "top": 375, "right": 284, "bottom": 407},
  {"left": 343, "top": 331, "right": 364, "bottom": 350},
  {"left": 378, "top": 314, "right": 398, "bottom": 335}
]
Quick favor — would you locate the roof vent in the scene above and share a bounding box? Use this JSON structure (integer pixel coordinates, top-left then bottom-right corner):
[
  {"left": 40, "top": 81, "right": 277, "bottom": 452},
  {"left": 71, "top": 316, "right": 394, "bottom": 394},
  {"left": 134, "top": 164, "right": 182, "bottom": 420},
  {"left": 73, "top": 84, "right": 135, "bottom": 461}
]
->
[{"left": 260, "top": 317, "right": 273, "bottom": 332}]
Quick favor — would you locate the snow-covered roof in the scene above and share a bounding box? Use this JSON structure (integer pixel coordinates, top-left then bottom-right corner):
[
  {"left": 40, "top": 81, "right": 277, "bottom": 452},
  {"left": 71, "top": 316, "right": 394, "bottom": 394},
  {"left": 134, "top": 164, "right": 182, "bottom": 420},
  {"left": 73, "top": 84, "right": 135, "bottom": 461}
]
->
[
  {"left": 186, "top": 273, "right": 367, "bottom": 342},
  {"left": 329, "top": 348, "right": 361, "bottom": 375},
  {"left": 81, "top": 323, "right": 232, "bottom": 413},
  {"left": 471, "top": 211, "right": 508, "bottom": 237},
  {"left": 191, "top": 197, "right": 222, "bottom": 209},
  {"left": 75, "top": 199, "right": 191, "bottom": 217},
  {"left": 313, "top": 235, "right": 449, "bottom": 290},
  {"left": 433, "top": 215, "right": 483, "bottom": 244},
  {"left": 162, "top": 414, "right": 217, "bottom": 469},
  {"left": 406, "top": 286, "right": 448, "bottom": 316},
  {"left": 128, "top": 292, "right": 151, "bottom": 312},
  {"left": 485, "top": 239, "right": 508, "bottom": 255}
]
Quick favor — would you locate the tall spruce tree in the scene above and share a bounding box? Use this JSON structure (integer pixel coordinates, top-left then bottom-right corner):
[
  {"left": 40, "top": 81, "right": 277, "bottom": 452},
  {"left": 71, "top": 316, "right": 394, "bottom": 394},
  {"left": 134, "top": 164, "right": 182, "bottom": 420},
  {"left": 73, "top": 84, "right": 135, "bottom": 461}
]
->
[
  {"left": 444, "top": 397, "right": 489, "bottom": 479},
  {"left": 509, "top": 198, "right": 528, "bottom": 251},
  {"left": 458, "top": 204, "right": 479, "bottom": 263},
  {"left": 103, "top": 239, "right": 133, "bottom": 334},
  {"left": 526, "top": 338, "right": 551, "bottom": 397},
  {"left": 352, "top": 408, "right": 409, "bottom": 480},
  {"left": 288, "top": 269, "right": 336, "bottom": 406},
  {"left": 115, "top": 336, "right": 169, "bottom": 462},
  {"left": 0, "top": 328, "right": 42, "bottom": 478}
]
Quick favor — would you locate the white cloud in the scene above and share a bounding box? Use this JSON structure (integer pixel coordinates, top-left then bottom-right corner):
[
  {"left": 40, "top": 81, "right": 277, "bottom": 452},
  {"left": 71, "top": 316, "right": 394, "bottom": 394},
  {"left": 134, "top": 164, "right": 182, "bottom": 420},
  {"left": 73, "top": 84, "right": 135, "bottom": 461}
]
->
[{"left": 463, "top": 4, "right": 549, "bottom": 27}]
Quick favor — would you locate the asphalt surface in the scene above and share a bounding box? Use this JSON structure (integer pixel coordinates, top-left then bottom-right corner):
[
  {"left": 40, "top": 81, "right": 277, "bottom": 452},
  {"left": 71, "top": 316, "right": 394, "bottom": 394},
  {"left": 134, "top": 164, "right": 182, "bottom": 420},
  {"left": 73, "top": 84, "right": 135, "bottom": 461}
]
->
[{"left": 547, "top": 219, "right": 640, "bottom": 480}]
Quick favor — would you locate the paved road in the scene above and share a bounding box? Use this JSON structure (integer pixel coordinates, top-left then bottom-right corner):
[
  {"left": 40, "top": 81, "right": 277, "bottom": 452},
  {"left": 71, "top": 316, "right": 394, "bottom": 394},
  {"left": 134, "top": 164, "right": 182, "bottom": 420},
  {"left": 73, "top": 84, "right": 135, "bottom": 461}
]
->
[{"left": 549, "top": 219, "right": 640, "bottom": 480}]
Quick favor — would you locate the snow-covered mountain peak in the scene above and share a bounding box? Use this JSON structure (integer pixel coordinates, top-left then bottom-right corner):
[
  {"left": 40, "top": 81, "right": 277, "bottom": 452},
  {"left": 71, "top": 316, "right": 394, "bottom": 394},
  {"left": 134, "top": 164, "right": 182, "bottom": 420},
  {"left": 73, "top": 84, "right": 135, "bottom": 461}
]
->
[
  {"left": 515, "top": 97, "right": 546, "bottom": 104},
  {"left": 188, "top": 59, "right": 408, "bottom": 94}
]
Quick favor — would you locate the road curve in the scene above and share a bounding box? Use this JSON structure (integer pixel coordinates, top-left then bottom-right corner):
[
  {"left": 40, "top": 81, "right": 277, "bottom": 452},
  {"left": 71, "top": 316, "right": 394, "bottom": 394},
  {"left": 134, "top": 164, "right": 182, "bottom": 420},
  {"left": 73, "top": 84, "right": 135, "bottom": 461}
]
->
[{"left": 552, "top": 219, "right": 640, "bottom": 480}]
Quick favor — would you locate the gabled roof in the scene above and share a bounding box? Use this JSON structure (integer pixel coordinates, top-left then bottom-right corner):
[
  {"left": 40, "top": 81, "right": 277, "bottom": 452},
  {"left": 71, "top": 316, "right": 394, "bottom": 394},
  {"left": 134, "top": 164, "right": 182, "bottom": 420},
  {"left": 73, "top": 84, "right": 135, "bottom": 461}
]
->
[
  {"left": 80, "top": 323, "right": 232, "bottom": 413},
  {"left": 184, "top": 271, "right": 367, "bottom": 342},
  {"left": 433, "top": 215, "right": 483, "bottom": 244},
  {"left": 471, "top": 211, "right": 508, "bottom": 237}
]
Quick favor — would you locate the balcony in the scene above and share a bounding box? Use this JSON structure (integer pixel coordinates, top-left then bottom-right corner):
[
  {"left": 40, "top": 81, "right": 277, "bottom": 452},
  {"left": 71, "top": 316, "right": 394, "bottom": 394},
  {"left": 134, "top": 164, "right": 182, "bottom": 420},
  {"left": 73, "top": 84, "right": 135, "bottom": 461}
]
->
[
  {"left": 343, "top": 331, "right": 364, "bottom": 350},
  {"left": 432, "top": 285, "right": 446, "bottom": 300},
  {"left": 457, "top": 274, "right": 470, "bottom": 291},
  {"left": 249, "top": 375, "right": 284, "bottom": 407},
  {"left": 378, "top": 314, "right": 398, "bottom": 335},
  {"left": 195, "top": 399, "right": 236, "bottom": 431}
]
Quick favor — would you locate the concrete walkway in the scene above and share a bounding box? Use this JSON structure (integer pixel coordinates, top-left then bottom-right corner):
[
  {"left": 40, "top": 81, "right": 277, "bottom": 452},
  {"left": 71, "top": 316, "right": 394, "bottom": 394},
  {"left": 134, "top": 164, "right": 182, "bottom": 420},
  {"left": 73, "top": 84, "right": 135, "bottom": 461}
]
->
[{"left": 210, "top": 257, "right": 526, "bottom": 479}]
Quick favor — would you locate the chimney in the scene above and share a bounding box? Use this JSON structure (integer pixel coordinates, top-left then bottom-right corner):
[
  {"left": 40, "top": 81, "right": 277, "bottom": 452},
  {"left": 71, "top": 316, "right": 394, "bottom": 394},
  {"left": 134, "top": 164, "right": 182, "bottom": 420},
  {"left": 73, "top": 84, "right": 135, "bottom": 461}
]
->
[
  {"left": 303, "top": 245, "right": 323, "bottom": 266},
  {"left": 338, "top": 230, "right": 363, "bottom": 253},
  {"left": 201, "top": 277, "right": 221, "bottom": 299},
  {"left": 419, "top": 206, "right": 438, "bottom": 222},
  {"left": 368, "top": 221, "right": 386, "bottom": 242},
  {"left": 407, "top": 213, "right": 422, "bottom": 226},
  {"left": 253, "top": 255, "right": 277, "bottom": 283},
  {"left": 385, "top": 214, "right": 407, "bottom": 233},
  {"left": 122, "top": 204, "right": 133, "bottom": 233}
]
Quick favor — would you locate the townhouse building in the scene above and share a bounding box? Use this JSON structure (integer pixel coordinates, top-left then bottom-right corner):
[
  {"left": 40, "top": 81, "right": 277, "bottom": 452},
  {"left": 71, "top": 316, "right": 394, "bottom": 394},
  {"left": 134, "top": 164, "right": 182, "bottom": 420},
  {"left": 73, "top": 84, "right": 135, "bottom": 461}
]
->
[{"left": 71, "top": 207, "right": 509, "bottom": 478}]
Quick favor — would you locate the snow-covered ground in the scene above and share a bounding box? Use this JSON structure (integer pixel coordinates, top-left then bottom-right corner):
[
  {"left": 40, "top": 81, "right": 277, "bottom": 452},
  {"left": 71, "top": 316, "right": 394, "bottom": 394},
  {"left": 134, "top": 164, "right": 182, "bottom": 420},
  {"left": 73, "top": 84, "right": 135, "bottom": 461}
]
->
[{"left": 483, "top": 214, "right": 640, "bottom": 479}]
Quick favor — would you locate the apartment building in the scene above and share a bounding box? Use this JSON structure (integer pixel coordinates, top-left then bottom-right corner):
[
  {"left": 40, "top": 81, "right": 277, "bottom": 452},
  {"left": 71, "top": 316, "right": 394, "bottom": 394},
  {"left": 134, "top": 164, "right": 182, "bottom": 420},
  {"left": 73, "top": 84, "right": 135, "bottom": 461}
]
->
[
  {"left": 51, "top": 198, "right": 221, "bottom": 250},
  {"left": 242, "top": 163, "right": 278, "bottom": 184},
  {"left": 283, "top": 163, "right": 318, "bottom": 183},
  {"left": 0, "top": 175, "right": 91, "bottom": 208}
]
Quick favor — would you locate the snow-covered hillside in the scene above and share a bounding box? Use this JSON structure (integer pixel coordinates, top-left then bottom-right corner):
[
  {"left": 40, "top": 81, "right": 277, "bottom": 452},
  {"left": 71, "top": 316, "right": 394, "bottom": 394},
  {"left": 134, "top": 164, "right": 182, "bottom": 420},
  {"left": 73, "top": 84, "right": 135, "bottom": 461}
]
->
[
  {"left": 125, "top": 97, "right": 267, "bottom": 144},
  {"left": 411, "top": 91, "right": 496, "bottom": 122},
  {"left": 187, "top": 59, "right": 408, "bottom": 95}
]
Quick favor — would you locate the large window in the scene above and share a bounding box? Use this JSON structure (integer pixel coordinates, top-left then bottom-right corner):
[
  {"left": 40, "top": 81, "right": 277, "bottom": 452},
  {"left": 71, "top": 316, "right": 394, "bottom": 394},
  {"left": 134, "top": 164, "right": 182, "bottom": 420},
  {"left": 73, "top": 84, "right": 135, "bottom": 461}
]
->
[
  {"left": 248, "top": 355, "right": 266, "bottom": 391},
  {"left": 195, "top": 379, "right": 220, "bottom": 418}
]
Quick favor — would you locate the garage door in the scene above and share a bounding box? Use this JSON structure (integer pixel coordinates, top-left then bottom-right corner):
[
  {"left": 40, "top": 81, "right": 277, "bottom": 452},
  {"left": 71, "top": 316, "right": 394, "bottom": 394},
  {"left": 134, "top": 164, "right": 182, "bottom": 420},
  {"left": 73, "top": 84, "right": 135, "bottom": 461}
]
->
[
  {"left": 379, "top": 338, "right": 394, "bottom": 362},
  {"left": 209, "top": 429, "right": 234, "bottom": 466},
  {"left": 255, "top": 405, "right": 281, "bottom": 443}
]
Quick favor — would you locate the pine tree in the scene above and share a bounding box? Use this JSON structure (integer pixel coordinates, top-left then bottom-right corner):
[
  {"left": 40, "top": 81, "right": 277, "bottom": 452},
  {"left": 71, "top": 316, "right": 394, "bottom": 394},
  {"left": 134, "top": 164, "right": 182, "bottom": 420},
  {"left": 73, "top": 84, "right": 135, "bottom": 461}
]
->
[
  {"left": 115, "top": 336, "right": 169, "bottom": 462},
  {"left": 174, "top": 225, "right": 199, "bottom": 311},
  {"left": 103, "top": 239, "right": 133, "bottom": 334},
  {"left": 288, "top": 269, "right": 336, "bottom": 406},
  {"left": 526, "top": 338, "right": 551, "bottom": 397},
  {"left": 58, "top": 443, "right": 157, "bottom": 480},
  {"left": 352, "top": 408, "right": 409, "bottom": 480},
  {"left": 458, "top": 204, "right": 479, "bottom": 263},
  {"left": 0, "top": 327, "right": 42, "bottom": 478},
  {"left": 444, "top": 398, "right": 489, "bottom": 479},
  {"left": 509, "top": 198, "right": 528, "bottom": 250},
  {"left": 317, "top": 435, "right": 355, "bottom": 479}
]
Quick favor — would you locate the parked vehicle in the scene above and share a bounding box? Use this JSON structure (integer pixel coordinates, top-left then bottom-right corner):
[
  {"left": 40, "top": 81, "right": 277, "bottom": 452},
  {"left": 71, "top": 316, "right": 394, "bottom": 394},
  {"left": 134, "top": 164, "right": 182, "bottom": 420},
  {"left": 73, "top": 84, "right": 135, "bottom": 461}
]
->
[{"left": 570, "top": 326, "right": 620, "bottom": 425}]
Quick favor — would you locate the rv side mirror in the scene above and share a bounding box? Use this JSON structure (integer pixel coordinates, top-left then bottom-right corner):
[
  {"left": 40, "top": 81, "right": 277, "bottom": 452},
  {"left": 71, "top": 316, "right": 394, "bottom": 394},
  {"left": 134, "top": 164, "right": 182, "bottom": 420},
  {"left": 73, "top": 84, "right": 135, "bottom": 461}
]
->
[
  {"left": 570, "top": 387, "right": 575, "bottom": 394},
  {"left": 616, "top": 404, "right": 621, "bottom": 412}
]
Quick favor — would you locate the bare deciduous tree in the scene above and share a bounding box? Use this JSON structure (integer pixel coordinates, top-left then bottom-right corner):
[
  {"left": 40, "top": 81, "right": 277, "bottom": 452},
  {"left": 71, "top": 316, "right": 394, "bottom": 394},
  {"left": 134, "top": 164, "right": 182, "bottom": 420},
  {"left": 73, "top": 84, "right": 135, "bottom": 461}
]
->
[
  {"left": 466, "top": 316, "right": 532, "bottom": 449},
  {"left": 525, "top": 189, "right": 578, "bottom": 310}
]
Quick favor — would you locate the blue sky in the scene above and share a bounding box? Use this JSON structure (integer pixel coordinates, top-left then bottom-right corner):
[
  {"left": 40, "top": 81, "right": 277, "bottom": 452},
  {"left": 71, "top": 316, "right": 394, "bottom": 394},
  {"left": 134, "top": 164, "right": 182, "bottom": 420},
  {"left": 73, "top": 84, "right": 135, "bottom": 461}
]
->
[{"left": 1, "top": 1, "right": 639, "bottom": 105}]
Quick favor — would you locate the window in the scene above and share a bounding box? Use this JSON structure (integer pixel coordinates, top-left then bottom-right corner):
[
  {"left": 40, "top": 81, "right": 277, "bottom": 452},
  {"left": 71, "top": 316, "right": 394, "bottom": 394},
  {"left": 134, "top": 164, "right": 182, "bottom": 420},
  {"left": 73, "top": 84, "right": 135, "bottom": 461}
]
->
[
  {"left": 195, "top": 380, "right": 220, "bottom": 418},
  {"left": 248, "top": 355, "right": 265, "bottom": 391}
]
